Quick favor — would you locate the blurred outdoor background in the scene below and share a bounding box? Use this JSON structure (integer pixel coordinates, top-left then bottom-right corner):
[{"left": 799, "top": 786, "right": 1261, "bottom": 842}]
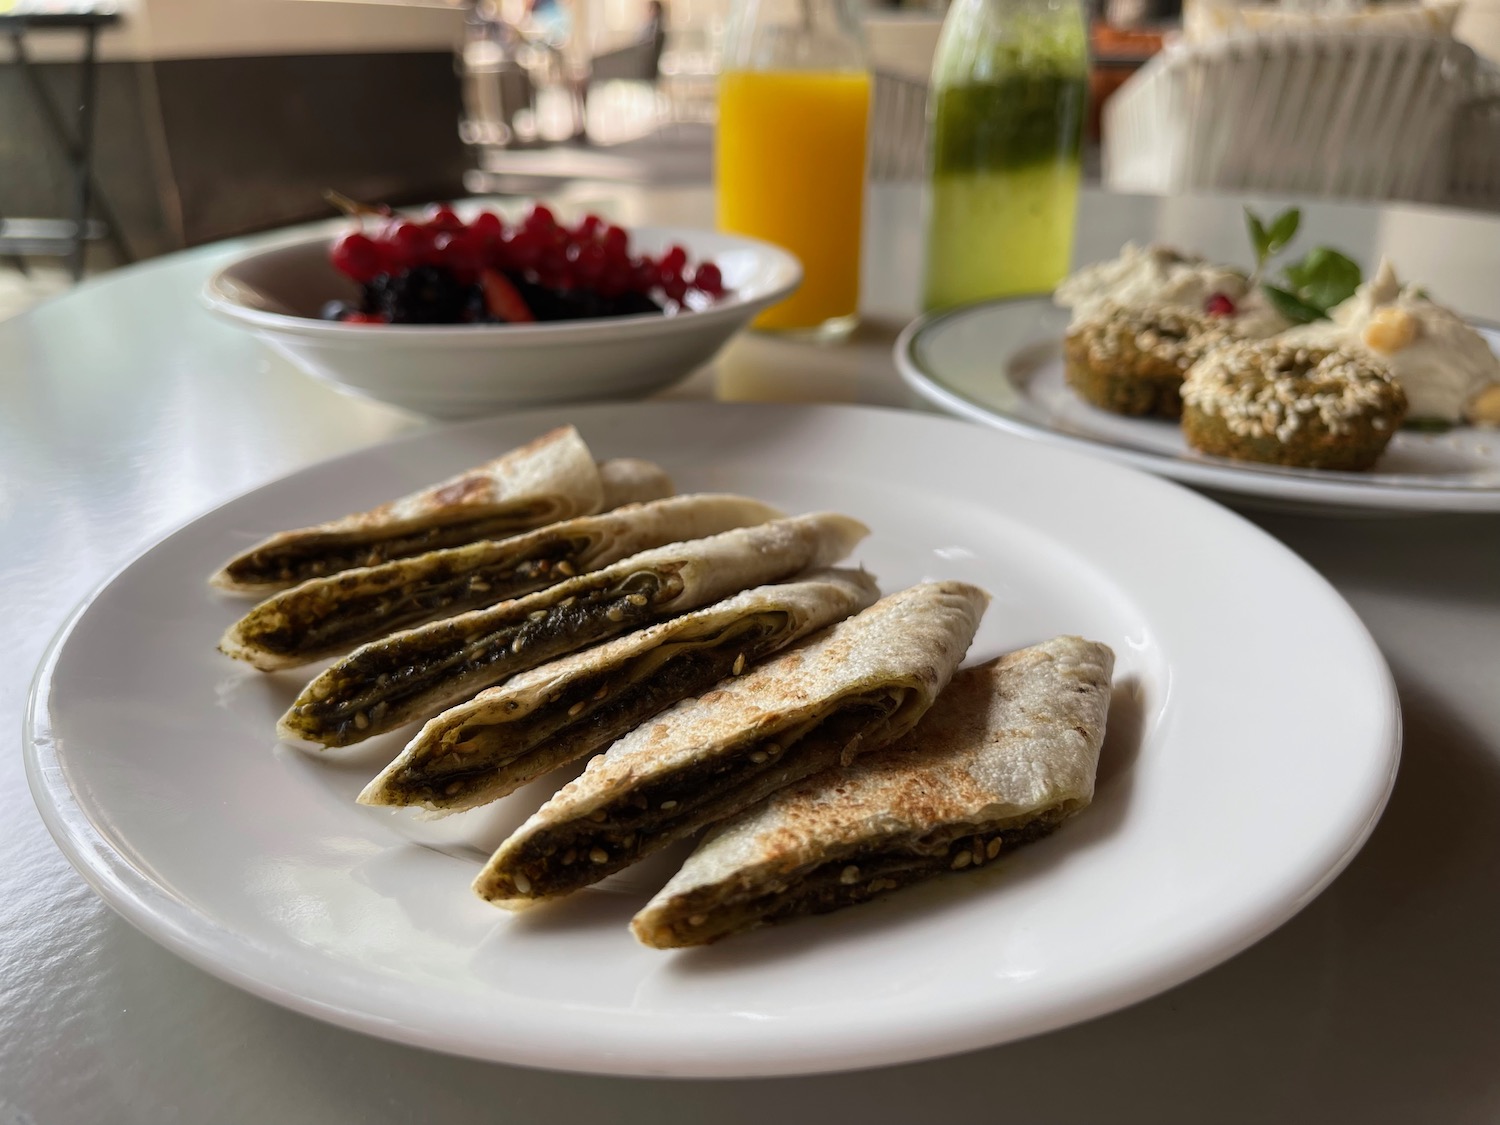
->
[{"left": 3, "top": 0, "right": 1499, "bottom": 314}]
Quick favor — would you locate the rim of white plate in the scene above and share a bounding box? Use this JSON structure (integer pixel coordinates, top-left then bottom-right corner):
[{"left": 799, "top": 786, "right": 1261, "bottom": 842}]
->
[
  {"left": 896, "top": 296, "right": 1500, "bottom": 513},
  {"left": 24, "top": 401, "right": 1402, "bottom": 1077}
]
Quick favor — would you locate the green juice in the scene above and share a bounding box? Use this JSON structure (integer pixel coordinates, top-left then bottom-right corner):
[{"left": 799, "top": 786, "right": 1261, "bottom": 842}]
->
[{"left": 922, "top": 69, "right": 1087, "bottom": 310}]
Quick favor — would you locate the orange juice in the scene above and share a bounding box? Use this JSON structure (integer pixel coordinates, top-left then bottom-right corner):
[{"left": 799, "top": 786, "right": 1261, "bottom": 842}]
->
[{"left": 716, "top": 70, "right": 870, "bottom": 333}]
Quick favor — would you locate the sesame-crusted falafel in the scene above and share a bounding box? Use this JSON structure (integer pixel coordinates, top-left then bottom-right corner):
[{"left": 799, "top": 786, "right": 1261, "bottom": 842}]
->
[
  {"left": 1181, "top": 340, "right": 1407, "bottom": 471},
  {"left": 1064, "top": 303, "right": 1241, "bottom": 419}
]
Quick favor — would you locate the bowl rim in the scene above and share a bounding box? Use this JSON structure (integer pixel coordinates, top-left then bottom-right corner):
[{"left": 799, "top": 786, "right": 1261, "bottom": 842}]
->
[{"left": 201, "top": 225, "right": 803, "bottom": 343}]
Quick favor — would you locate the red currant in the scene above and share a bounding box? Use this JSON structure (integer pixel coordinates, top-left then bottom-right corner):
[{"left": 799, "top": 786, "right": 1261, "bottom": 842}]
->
[
  {"left": 691, "top": 261, "right": 724, "bottom": 297},
  {"left": 631, "top": 257, "right": 659, "bottom": 293},
  {"left": 1205, "top": 292, "right": 1237, "bottom": 317},
  {"left": 436, "top": 229, "right": 484, "bottom": 284},
  {"left": 471, "top": 211, "right": 504, "bottom": 246},
  {"left": 525, "top": 204, "right": 558, "bottom": 233},
  {"left": 597, "top": 262, "right": 630, "bottom": 298},
  {"left": 602, "top": 225, "right": 628, "bottom": 260},
  {"left": 575, "top": 242, "right": 607, "bottom": 286},
  {"left": 330, "top": 231, "right": 385, "bottom": 283},
  {"left": 509, "top": 228, "right": 543, "bottom": 270},
  {"left": 426, "top": 205, "right": 464, "bottom": 233},
  {"left": 540, "top": 244, "right": 571, "bottom": 287},
  {"left": 388, "top": 221, "right": 436, "bottom": 269},
  {"left": 491, "top": 230, "right": 517, "bottom": 270}
]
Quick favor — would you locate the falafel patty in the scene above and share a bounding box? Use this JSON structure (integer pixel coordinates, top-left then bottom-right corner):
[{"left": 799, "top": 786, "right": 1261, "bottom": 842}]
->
[
  {"left": 1181, "top": 340, "right": 1407, "bottom": 471},
  {"left": 1064, "top": 303, "right": 1241, "bottom": 419}
]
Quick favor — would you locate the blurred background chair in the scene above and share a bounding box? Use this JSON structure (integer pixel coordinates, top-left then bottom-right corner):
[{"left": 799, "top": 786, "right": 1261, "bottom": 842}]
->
[
  {"left": 868, "top": 70, "right": 929, "bottom": 182},
  {"left": 1451, "top": 78, "right": 1500, "bottom": 207},
  {"left": 1103, "top": 30, "right": 1500, "bottom": 207},
  {"left": 588, "top": 26, "right": 665, "bottom": 85},
  {"left": 460, "top": 7, "right": 537, "bottom": 149}
]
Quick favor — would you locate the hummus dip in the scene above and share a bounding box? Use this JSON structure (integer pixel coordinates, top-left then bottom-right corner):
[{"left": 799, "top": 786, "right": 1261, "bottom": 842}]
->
[
  {"left": 1055, "top": 243, "right": 1287, "bottom": 338},
  {"left": 1281, "top": 258, "right": 1500, "bottom": 425}
]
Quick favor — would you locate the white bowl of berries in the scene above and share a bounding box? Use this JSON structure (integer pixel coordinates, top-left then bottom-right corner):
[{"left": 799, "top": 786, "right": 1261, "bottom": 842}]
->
[{"left": 203, "top": 203, "right": 802, "bottom": 419}]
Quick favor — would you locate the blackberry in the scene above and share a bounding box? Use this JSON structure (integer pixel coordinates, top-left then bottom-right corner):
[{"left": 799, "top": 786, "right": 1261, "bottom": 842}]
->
[
  {"left": 365, "top": 266, "right": 470, "bottom": 324},
  {"left": 463, "top": 282, "right": 501, "bottom": 324},
  {"left": 512, "top": 277, "right": 661, "bottom": 321}
]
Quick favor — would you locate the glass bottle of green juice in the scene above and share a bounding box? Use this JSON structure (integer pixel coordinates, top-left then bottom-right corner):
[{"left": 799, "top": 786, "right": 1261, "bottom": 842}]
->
[{"left": 921, "top": 0, "right": 1088, "bottom": 310}]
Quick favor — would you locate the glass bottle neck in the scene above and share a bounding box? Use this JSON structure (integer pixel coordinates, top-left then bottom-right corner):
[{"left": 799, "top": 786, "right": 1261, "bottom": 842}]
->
[
  {"left": 931, "top": 0, "right": 1087, "bottom": 85},
  {"left": 722, "top": 0, "right": 868, "bottom": 73}
]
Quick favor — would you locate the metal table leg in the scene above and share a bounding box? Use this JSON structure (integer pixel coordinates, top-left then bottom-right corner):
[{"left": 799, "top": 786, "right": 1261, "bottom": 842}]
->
[
  {"left": 6, "top": 23, "right": 134, "bottom": 277},
  {"left": 67, "top": 22, "right": 100, "bottom": 280},
  {"left": 0, "top": 206, "right": 33, "bottom": 276}
]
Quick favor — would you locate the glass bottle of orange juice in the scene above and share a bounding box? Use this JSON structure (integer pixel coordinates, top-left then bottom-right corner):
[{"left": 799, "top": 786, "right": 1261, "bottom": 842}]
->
[{"left": 717, "top": 0, "right": 870, "bottom": 339}]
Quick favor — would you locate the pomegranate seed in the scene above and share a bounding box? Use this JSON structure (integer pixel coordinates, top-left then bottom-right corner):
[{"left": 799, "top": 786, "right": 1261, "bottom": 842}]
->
[
  {"left": 661, "top": 244, "right": 688, "bottom": 271},
  {"left": 1205, "top": 292, "right": 1237, "bottom": 317},
  {"left": 576, "top": 213, "right": 603, "bottom": 240},
  {"left": 330, "top": 231, "right": 385, "bottom": 283},
  {"left": 691, "top": 261, "right": 724, "bottom": 296},
  {"left": 663, "top": 272, "right": 688, "bottom": 303},
  {"left": 341, "top": 311, "right": 387, "bottom": 324},
  {"left": 602, "top": 225, "right": 628, "bottom": 260}
]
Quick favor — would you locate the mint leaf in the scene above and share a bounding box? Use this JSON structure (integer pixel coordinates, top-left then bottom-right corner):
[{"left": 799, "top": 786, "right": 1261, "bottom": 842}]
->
[
  {"left": 1403, "top": 417, "right": 1454, "bottom": 433},
  {"left": 1266, "top": 209, "right": 1300, "bottom": 257},
  {"left": 1245, "top": 209, "right": 1359, "bottom": 321},
  {"left": 1245, "top": 207, "right": 1301, "bottom": 278},
  {"left": 1262, "top": 284, "right": 1327, "bottom": 325},
  {"left": 1246, "top": 209, "right": 1272, "bottom": 268},
  {"left": 1293, "top": 247, "right": 1361, "bottom": 311}
]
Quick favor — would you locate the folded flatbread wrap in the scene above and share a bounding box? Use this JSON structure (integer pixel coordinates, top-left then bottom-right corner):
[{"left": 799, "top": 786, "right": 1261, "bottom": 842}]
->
[
  {"left": 598, "top": 459, "right": 673, "bottom": 509},
  {"left": 211, "top": 426, "right": 603, "bottom": 595},
  {"left": 278, "top": 512, "right": 868, "bottom": 747},
  {"left": 359, "top": 569, "right": 881, "bottom": 813},
  {"left": 631, "top": 636, "right": 1114, "bottom": 948},
  {"left": 219, "top": 494, "right": 780, "bottom": 671},
  {"left": 473, "top": 581, "right": 989, "bottom": 909}
]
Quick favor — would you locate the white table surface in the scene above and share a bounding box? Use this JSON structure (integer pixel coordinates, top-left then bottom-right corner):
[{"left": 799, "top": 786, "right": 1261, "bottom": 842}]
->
[{"left": 5, "top": 185, "right": 1500, "bottom": 1124}]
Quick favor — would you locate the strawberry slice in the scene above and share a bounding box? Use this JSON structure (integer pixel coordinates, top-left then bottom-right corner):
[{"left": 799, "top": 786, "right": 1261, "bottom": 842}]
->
[{"left": 480, "top": 268, "right": 536, "bottom": 323}]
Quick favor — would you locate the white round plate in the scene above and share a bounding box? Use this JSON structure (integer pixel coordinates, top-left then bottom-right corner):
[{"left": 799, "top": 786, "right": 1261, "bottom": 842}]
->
[
  {"left": 26, "top": 402, "right": 1399, "bottom": 1077},
  {"left": 896, "top": 297, "right": 1500, "bottom": 513}
]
